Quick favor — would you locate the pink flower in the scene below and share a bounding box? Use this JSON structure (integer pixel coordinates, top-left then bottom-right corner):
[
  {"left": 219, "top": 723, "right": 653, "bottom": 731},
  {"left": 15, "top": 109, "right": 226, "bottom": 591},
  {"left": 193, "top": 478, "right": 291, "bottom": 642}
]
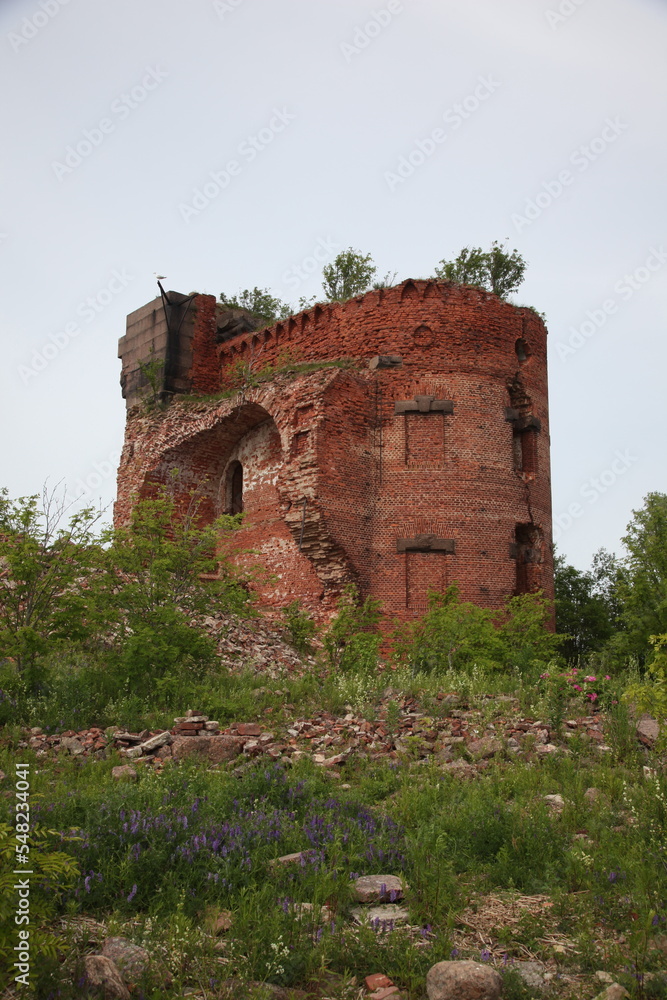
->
[
  {"left": 588, "top": 692, "right": 598, "bottom": 701},
  {"left": 584, "top": 676, "right": 596, "bottom": 683},
  {"left": 573, "top": 684, "right": 582, "bottom": 691},
  {"left": 605, "top": 675, "right": 611, "bottom": 681}
]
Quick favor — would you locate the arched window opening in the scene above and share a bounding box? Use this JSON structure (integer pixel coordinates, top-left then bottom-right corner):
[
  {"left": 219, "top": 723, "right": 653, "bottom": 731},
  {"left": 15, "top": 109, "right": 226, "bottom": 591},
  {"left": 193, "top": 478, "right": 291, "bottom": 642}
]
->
[{"left": 227, "top": 461, "right": 243, "bottom": 514}]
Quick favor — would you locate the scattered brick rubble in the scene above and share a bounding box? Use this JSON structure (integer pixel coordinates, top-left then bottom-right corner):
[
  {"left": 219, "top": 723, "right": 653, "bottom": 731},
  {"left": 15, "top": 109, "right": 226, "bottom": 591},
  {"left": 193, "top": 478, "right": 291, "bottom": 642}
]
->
[
  {"left": 201, "top": 612, "right": 318, "bottom": 677},
  {"left": 18, "top": 697, "right": 658, "bottom": 774}
]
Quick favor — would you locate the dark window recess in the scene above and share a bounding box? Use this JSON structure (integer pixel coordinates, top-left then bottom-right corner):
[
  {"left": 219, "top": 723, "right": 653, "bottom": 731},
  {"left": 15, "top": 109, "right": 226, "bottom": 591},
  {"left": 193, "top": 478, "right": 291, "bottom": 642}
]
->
[
  {"left": 515, "top": 338, "right": 530, "bottom": 363},
  {"left": 227, "top": 461, "right": 243, "bottom": 514}
]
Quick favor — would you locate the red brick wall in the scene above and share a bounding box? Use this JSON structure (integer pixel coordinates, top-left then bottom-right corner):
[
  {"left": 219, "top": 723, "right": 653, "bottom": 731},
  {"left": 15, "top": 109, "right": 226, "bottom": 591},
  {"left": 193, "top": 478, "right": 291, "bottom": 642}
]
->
[
  {"left": 116, "top": 280, "right": 553, "bottom": 622},
  {"left": 190, "top": 295, "right": 219, "bottom": 396}
]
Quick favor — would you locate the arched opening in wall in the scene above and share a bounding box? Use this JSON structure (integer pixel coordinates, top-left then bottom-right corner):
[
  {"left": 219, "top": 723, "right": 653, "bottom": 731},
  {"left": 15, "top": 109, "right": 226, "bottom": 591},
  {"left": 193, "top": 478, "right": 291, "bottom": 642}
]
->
[
  {"left": 140, "top": 402, "right": 279, "bottom": 531},
  {"left": 226, "top": 461, "right": 244, "bottom": 514}
]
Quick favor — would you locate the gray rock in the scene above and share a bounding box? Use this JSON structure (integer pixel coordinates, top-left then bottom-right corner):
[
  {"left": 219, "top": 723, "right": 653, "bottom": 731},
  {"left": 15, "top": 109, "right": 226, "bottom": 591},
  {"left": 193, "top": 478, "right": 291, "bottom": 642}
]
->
[
  {"left": 426, "top": 960, "right": 502, "bottom": 1000},
  {"left": 273, "top": 851, "right": 306, "bottom": 865},
  {"left": 101, "top": 938, "right": 150, "bottom": 983},
  {"left": 138, "top": 731, "right": 171, "bottom": 753},
  {"left": 111, "top": 765, "right": 138, "bottom": 781},
  {"left": 351, "top": 904, "right": 410, "bottom": 925},
  {"left": 121, "top": 746, "right": 143, "bottom": 760},
  {"left": 82, "top": 955, "right": 130, "bottom": 999},
  {"left": 544, "top": 793, "right": 565, "bottom": 811},
  {"left": 443, "top": 759, "right": 477, "bottom": 779},
  {"left": 61, "top": 737, "right": 84, "bottom": 756},
  {"left": 467, "top": 737, "right": 502, "bottom": 760},
  {"left": 584, "top": 787, "right": 610, "bottom": 808},
  {"left": 353, "top": 874, "right": 405, "bottom": 903},
  {"left": 515, "top": 961, "right": 546, "bottom": 989},
  {"left": 290, "top": 901, "right": 333, "bottom": 924},
  {"left": 637, "top": 715, "right": 660, "bottom": 745},
  {"left": 593, "top": 986, "right": 630, "bottom": 1000}
]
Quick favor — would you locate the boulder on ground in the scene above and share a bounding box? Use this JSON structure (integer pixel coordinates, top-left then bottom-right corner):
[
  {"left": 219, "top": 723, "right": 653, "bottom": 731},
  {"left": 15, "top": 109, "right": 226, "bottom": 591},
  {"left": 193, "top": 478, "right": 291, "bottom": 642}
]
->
[
  {"left": 352, "top": 904, "right": 410, "bottom": 926},
  {"left": 101, "top": 937, "right": 150, "bottom": 983},
  {"left": 426, "top": 960, "right": 502, "bottom": 1000},
  {"left": 82, "top": 955, "right": 130, "bottom": 999},
  {"left": 593, "top": 985, "right": 630, "bottom": 1000},
  {"left": 637, "top": 715, "right": 659, "bottom": 745},
  {"left": 354, "top": 874, "right": 405, "bottom": 903},
  {"left": 111, "top": 765, "right": 137, "bottom": 781},
  {"left": 584, "top": 787, "right": 610, "bottom": 808}
]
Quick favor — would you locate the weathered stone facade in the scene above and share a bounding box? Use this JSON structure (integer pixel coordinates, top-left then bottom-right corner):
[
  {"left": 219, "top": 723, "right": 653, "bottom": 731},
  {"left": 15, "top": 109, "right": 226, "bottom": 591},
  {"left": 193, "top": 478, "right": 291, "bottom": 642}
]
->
[{"left": 116, "top": 280, "right": 553, "bottom": 620}]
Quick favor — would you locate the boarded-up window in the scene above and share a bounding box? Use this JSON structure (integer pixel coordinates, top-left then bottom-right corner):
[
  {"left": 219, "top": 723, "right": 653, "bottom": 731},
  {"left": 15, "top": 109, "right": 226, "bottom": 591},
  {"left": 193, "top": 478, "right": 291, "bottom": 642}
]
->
[
  {"left": 514, "top": 429, "right": 537, "bottom": 475},
  {"left": 406, "top": 552, "right": 447, "bottom": 610},
  {"left": 405, "top": 414, "right": 445, "bottom": 465}
]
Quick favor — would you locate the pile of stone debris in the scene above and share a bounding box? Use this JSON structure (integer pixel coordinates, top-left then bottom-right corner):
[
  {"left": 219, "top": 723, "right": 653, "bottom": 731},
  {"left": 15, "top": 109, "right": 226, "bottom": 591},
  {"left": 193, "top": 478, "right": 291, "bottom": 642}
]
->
[
  {"left": 202, "top": 611, "right": 318, "bottom": 677},
  {"left": 17, "top": 699, "right": 660, "bottom": 778}
]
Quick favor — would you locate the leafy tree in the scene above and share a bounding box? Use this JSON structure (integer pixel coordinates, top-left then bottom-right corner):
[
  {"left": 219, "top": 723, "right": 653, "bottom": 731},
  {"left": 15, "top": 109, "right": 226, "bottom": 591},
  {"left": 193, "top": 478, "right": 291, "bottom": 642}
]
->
[
  {"left": 554, "top": 554, "right": 617, "bottom": 659},
  {"left": 322, "top": 249, "right": 377, "bottom": 302},
  {"left": 99, "top": 489, "right": 247, "bottom": 694},
  {"left": 616, "top": 492, "right": 667, "bottom": 657},
  {"left": 434, "top": 242, "right": 527, "bottom": 299},
  {"left": 219, "top": 287, "right": 292, "bottom": 327},
  {"left": 0, "top": 487, "right": 102, "bottom": 689},
  {"left": 434, "top": 246, "right": 488, "bottom": 289}
]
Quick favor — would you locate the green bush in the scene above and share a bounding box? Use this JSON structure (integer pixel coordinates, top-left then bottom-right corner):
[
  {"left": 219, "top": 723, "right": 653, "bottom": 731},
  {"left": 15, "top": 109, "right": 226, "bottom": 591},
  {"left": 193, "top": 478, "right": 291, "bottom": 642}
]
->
[
  {"left": 323, "top": 585, "right": 382, "bottom": 674},
  {"left": 281, "top": 601, "right": 317, "bottom": 654},
  {"left": 394, "top": 586, "right": 561, "bottom": 676}
]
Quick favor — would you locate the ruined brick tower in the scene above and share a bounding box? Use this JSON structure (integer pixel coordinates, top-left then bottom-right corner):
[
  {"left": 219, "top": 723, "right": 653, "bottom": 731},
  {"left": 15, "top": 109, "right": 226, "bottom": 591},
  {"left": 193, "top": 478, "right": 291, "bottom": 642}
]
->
[{"left": 116, "top": 280, "right": 553, "bottom": 619}]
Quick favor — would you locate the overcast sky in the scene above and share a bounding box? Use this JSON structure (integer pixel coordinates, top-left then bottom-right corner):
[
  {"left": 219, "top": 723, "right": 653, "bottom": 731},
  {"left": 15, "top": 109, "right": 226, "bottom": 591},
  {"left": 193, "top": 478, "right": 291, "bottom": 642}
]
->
[{"left": 1, "top": 0, "right": 665, "bottom": 571}]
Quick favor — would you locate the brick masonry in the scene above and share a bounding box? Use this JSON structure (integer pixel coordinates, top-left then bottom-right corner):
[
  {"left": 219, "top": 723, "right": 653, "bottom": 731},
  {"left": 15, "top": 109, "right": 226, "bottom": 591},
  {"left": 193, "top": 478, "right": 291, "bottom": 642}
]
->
[{"left": 116, "top": 280, "right": 553, "bottom": 622}]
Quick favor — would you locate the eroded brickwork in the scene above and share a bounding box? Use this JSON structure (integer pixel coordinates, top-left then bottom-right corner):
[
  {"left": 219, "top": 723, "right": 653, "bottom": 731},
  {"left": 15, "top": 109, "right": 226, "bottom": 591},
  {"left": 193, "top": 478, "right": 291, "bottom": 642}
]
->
[{"left": 116, "top": 280, "right": 554, "bottom": 621}]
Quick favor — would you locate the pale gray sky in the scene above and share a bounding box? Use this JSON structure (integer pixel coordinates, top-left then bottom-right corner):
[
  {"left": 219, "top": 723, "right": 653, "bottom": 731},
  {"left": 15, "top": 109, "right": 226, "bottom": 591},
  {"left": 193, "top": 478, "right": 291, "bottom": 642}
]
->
[{"left": 1, "top": 0, "right": 666, "bottom": 571}]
